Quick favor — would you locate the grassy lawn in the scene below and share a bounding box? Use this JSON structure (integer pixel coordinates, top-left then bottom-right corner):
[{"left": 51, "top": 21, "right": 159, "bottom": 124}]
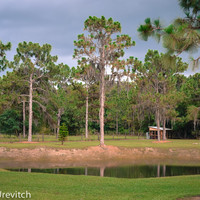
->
[
  {"left": 0, "top": 171, "right": 199, "bottom": 200},
  {"left": 0, "top": 137, "right": 200, "bottom": 150},
  {"left": 0, "top": 134, "right": 143, "bottom": 143}
]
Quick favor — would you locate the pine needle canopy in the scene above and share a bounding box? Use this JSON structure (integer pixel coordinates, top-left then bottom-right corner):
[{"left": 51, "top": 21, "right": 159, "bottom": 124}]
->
[{"left": 138, "top": 0, "right": 200, "bottom": 63}]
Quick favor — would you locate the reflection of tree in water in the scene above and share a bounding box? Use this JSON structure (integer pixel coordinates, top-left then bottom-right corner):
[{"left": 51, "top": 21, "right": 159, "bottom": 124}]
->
[
  {"left": 5, "top": 165, "right": 200, "bottom": 178},
  {"left": 100, "top": 167, "right": 105, "bottom": 177},
  {"left": 157, "top": 165, "right": 166, "bottom": 177}
]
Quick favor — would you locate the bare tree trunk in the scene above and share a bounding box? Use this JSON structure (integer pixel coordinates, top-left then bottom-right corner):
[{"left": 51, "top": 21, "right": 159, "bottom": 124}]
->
[
  {"left": 156, "top": 109, "right": 161, "bottom": 141},
  {"left": 126, "top": 76, "right": 129, "bottom": 98},
  {"left": 132, "top": 112, "right": 135, "bottom": 136},
  {"left": 100, "top": 69, "right": 105, "bottom": 146},
  {"left": 163, "top": 118, "right": 166, "bottom": 140},
  {"left": 23, "top": 100, "right": 26, "bottom": 138},
  {"left": 57, "top": 108, "right": 61, "bottom": 139},
  {"left": 85, "top": 86, "right": 89, "bottom": 139},
  {"left": 28, "top": 74, "right": 33, "bottom": 142},
  {"left": 116, "top": 80, "right": 119, "bottom": 136},
  {"left": 155, "top": 80, "right": 160, "bottom": 141},
  {"left": 163, "top": 83, "right": 167, "bottom": 141}
]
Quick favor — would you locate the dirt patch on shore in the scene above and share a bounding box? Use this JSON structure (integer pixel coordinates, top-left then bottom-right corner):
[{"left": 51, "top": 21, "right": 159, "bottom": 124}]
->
[
  {"left": 17, "top": 141, "right": 39, "bottom": 144},
  {"left": 177, "top": 196, "right": 200, "bottom": 200},
  {"left": 0, "top": 145, "right": 200, "bottom": 168},
  {"left": 152, "top": 141, "right": 172, "bottom": 143}
]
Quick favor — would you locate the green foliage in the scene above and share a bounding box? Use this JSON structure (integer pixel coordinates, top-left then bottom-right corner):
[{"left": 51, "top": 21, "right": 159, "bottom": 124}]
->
[
  {"left": 73, "top": 16, "right": 135, "bottom": 70},
  {"left": 9, "top": 41, "right": 68, "bottom": 140},
  {"left": 12, "top": 42, "right": 59, "bottom": 75},
  {"left": 59, "top": 123, "right": 68, "bottom": 144},
  {"left": 181, "top": 73, "right": 200, "bottom": 133},
  {"left": 137, "top": 18, "right": 161, "bottom": 41},
  {"left": 144, "top": 18, "right": 151, "bottom": 24},
  {"left": 135, "top": 50, "right": 188, "bottom": 139},
  {"left": 138, "top": 0, "right": 200, "bottom": 67},
  {"left": 181, "top": 73, "right": 200, "bottom": 101},
  {"left": 60, "top": 84, "right": 85, "bottom": 135},
  {"left": 179, "top": 0, "right": 200, "bottom": 14},
  {"left": 0, "top": 71, "right": 25, "bottom": 114},
  {"left": 0, "top": 41, "right": 11, "bottom": 72},
  {"left": 164, "top": 24, "right": 174, "bottom": 34},
  {"left": 0, "top": 109, "right": 21, "bottom": 135}
]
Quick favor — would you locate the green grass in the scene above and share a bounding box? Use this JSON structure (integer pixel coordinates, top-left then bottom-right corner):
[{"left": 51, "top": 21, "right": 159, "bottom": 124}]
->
[
  {"left": 0, "top": 134, "right": 143, "bottom": 143},
  {"left": 0, "top": 140, "right": 100, "bottom": 149},
  {"left": 0, "top": 171, "right": 200, "bottom": 200},
  {"left": 106, "top": 139, "right": 200, "bottom": 149},
  {"left": 0, "top": 138, "right": 200, "bottom": 150}
]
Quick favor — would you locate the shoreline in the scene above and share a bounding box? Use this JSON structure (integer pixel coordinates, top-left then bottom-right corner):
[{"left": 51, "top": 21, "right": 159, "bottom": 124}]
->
[{"left": 0, "top": 145, "right": 200, "bottom": 168}]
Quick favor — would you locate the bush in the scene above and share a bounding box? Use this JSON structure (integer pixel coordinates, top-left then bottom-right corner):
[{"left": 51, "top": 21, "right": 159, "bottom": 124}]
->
[{"left": 59, "top": 123, "right": 68, "bottom": 145}]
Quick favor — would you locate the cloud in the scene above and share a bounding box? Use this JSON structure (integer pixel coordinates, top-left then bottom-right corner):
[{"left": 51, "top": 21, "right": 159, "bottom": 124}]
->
[{"left": 0, "top": 0, "right": 192, "bottom": 75}]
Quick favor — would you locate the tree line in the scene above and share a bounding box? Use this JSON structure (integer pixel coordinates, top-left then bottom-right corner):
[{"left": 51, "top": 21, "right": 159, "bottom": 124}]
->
[{"left": 0, "top": 0, "right": 199, "bottom": 144}]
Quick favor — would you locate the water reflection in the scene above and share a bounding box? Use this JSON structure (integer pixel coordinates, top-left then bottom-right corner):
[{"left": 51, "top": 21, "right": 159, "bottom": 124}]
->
[
  {"left": 6, "top": 165, "right": 200, "bottom": 179},
  {"left": 100, "top": 167, "right": 105, "bottom": 177}
]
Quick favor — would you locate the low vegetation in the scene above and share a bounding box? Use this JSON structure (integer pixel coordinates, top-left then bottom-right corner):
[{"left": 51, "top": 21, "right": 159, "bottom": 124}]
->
[{"left": 0, "top": 171, "right": 200, "bottom": 200}]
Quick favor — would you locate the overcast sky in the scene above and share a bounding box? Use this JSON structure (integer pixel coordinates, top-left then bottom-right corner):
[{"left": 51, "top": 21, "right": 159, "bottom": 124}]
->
[{"left": 0, "top": 0, "right": 199, "bottom": 76}]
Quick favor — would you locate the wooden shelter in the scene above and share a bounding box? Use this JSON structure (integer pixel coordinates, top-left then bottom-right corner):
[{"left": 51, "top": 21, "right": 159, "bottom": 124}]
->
[{"left": 148, "top": 126, "right": 172, "bottom": 139}]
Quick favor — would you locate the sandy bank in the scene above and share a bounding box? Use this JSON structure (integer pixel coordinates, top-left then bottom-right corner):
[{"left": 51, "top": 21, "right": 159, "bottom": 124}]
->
[{"left": 0, "top": 145, "right": 200, "bottom": 168}]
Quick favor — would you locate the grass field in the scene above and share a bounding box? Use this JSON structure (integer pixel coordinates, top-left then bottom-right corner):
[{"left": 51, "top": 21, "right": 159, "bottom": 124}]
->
[
  {"left": 0, "top": 134, "right": 143, "bottom": 142},
  {"left": 0, "top": 171, "right": 199, "bottom": 200},
  {"left": 0, "top": 137, "right": 200, "bottom": 150}
]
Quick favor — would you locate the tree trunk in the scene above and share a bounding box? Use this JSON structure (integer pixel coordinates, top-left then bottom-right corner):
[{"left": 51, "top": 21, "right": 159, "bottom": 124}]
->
[
  {"left": 85, "top": 86, "right": 89, "bottom": 139},
  {"left": 116, "top": 80, "right": 119, "bottom": 136},
  {"left": 163, "top": 83, "right": 167, "bottom": 141},
  {"left": 57, "top": 108, "right": 61, "bottom": 139},
  {"left": 163, "top": 118, "right": 166, "bottom": 140},
  {"left": 126, "top": 76, "right": 129, "bottom": 98},
  {"left": 28, "top": 74, "right": 33, "bottom": 142},
  {"left": 99, "top": 68, "right": 105, "bottom": 146},
  {"left": 155, "top": 79, "right": 161, "bottom": 141},
  {"left": 156, "top": 109, "right": 161, "bottom": 141},
  {"left": 23, "top": 100, "right": 26, "bottom": 138}
]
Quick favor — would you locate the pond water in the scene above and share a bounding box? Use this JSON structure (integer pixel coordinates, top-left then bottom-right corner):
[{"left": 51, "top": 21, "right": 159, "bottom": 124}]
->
[{"left": 5, "top": 165, "right": 200, "bottom": 178}]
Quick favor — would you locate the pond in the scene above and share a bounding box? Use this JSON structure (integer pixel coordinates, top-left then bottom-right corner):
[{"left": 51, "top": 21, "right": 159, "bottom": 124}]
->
[{"left": 4, "top": 165, "right": 200, "bottom": 178}]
